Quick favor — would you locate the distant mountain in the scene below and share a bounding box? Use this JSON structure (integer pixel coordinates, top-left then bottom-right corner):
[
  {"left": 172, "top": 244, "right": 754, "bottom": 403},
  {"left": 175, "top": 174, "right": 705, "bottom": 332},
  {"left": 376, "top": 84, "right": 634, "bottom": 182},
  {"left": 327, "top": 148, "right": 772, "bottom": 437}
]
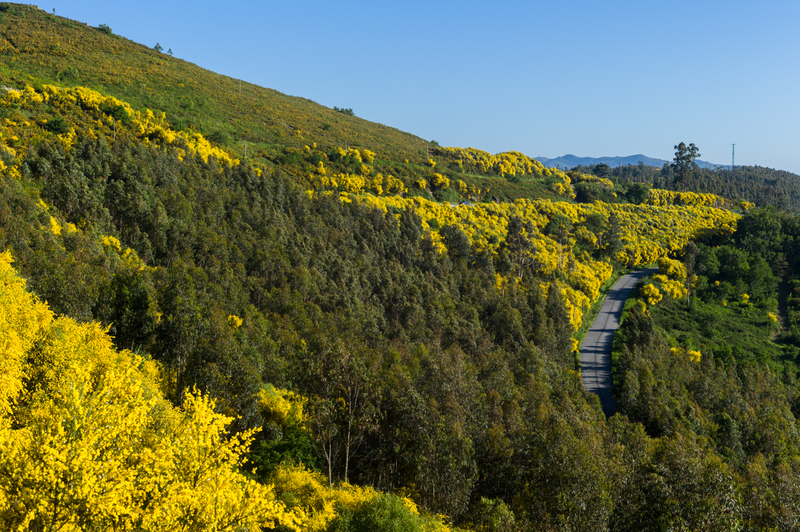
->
[{"left": 536, "top": 154, "right": 719, "bottom": 170}]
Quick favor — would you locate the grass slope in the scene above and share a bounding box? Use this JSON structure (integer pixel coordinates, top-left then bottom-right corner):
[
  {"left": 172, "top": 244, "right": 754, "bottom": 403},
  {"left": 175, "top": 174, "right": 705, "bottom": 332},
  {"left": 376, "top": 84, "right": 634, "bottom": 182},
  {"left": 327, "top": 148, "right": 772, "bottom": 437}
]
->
[
  {"left": 0, "top": 3, "right": 575, "bottom": 203},
  {"left": 651, "top": 296, "right": 784, "bottom": 367},
  {"left": 0, "top": 3, "right": 429, "bottom": 166}
]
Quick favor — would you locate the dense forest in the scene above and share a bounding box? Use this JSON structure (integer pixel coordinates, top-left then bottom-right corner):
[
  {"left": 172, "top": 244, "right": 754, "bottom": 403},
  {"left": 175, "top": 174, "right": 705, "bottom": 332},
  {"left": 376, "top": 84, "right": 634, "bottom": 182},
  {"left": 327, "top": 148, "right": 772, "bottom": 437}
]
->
[
  {"left": 570, "top": 160, "right": 800, "bottom": 211},
  {"left": 2, "top": 4, "right": 800, "bottom": 531}
]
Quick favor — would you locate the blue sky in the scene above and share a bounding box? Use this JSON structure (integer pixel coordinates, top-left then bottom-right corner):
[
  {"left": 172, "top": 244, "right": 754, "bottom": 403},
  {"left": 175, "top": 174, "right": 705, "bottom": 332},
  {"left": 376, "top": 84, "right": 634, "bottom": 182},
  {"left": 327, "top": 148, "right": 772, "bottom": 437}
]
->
[{"left": 45, "top": 1, "right": 800, "bottom": 173}]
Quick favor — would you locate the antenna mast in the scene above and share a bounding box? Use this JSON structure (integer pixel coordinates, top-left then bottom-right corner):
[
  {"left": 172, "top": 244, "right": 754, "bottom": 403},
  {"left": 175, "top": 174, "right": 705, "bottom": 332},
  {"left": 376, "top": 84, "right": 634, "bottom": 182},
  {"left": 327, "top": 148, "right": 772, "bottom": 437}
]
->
[{"left": 732, "top": 144, "right": 735, "bottom": 170}]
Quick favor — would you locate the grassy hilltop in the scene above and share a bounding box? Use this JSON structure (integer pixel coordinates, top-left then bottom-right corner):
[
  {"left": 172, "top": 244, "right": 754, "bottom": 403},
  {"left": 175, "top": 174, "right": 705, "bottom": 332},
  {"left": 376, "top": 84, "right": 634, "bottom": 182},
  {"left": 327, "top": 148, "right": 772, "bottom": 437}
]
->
[{"left": 0, "top": 3, "right": 427, "bottom": 162}]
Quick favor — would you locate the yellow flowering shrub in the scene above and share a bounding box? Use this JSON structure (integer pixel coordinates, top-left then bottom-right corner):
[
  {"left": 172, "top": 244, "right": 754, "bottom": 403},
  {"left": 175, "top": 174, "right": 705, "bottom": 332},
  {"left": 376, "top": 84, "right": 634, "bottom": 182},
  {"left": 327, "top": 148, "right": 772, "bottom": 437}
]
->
[
  {"left": 570, "top": 172, "right": 614, "bottom": 189},
  {"left": 551, "top": 182, "right": 571, "bottom": 197},
  {"left": 333, "top": 147, "right": 363, "bottom": 165},
  {"left": 612, "top": 203, "right": 737, "bottom": 267},
  {"left": 0, "top": 252, "right": 53, "bottom": 418},
  {"left": 384, "top": 174, "right": 407, "bottom": 195},
  {"left": 0, "top": 253, "right": 299, "bottom": 531},
  {"left": 646, "top": 189, "right": 725, "bottom": 208},
  {"left": 433, "top": 146, "right": 547, "bottom": 177},
  {"left": 658, "top": 257, "right": 687, "bottom": 280},
  {"left": 102, "top": 234, "right": 123, "bottom": 253},
  {"left": 432, "top": 173, "right": 450, "bottom": 190},
  {"left": 102, "top": 235, "right": 149, "bottom": 272},
  {"left": 2, "top": 84, "right": 239, "bottom": 167},
  {"left": 49, "top": 216, "right": 62, "bottom": 236},
  {"left": 269, "top": 464, "right": 377, "bottom": 531},
  {"left": 649, "top": 257, "right": 688, "bottom": 300},
  {"left": 269, "top": 464, "right": 457, "bottom": 532},
  {"left": 640, "top": 283, "right": 663, "bottom": 306},
  {"left": 671, "top": 346, "right": 701, "bottom": 363},
  {"left": 258, "top": 384, "right": 307, "bottom": 428},
  {"left": 227, "top": 314, "right": 243, "bottom": 329},
  {"left": 311, "top": 171, "right": 407, "bottom": 196},
  {"left": 652, "top": 275, "right": 686, "bottom": 300}
]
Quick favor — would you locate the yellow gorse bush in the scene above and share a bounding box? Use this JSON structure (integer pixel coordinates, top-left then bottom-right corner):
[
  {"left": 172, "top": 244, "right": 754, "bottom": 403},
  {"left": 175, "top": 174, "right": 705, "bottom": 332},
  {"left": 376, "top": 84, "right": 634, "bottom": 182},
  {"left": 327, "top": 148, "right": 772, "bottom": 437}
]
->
[
  {"left": 0, "top": 252, "right": 300, "bottom": 531},
  {"left": 651, "top": 257, "right": 688, "bottom": 301},
  {"left": 570, "top": 172, "right": 614, "bottom": 189},
  {"left": 311, "top": 171, "right": 406, "bottom": 196},
  {"left": 433, "top": 146, "right": 550, "bottom": 177},
  {"left": 645, "top": 189, "right": 726, "bottom": 208},
  {"left": 227, "top": 314, "right": 243, "bottom": 329},
  {"left": 269, "top": 464, "right": 377, "bottom": 531},
  {"left": 268, "top": 464, "right": 457, "bottom": 532},
  {"left": 102, "top": 234, "right": 149, "bottom": 272},
  {"left": 640, "top": 283, "right": 663, "bottom": 307},
  {"left": 431, "top": 172, "right": 450, "bottom": 190},
  {"left": 2, "top": 84, "right": 239, "bottom": 168},
  {"left": 671, "top": 346, "right": 702, "bottom": 363},
  {"left": 0, "top": 251, "right": 52, "bottom": 418},
  {"left": 362, "top": 149, "right": 376, "bottom": 164},
  {"left": 258, "top": 384, "right": 308, "bottom": 428}
]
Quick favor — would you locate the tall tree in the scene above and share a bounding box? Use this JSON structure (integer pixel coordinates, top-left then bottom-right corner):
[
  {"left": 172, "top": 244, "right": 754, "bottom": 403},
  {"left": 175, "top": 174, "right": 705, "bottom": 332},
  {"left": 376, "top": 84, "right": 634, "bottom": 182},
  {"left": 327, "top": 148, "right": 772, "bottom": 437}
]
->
[
  {"left": 671, "top": 142, "right": 700, "bottom": 190},
  {"left": 504, "top": 216, "right": 537, "bottom": 279}
]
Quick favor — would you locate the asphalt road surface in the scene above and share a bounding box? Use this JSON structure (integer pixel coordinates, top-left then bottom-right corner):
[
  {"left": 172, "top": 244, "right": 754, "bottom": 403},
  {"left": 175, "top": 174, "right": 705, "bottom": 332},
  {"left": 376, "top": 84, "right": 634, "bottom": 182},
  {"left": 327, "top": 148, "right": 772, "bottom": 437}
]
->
[{"left": 580, "top": 268, "right": 658, "bottom": 418}]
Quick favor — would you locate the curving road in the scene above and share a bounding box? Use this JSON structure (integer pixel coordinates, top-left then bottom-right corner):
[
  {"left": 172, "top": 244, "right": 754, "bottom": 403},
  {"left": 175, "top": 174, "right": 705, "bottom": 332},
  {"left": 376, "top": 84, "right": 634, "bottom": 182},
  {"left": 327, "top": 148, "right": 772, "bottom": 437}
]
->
[{"left": 580, "top": 268, "right": 658, "bottom": 418}]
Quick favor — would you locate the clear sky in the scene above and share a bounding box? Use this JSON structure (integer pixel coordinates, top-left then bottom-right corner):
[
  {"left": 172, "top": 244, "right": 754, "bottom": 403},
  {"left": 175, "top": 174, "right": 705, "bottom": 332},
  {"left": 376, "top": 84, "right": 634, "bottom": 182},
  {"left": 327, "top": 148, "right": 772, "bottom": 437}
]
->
[{"left": 43, "top": 1, "right": 800, "bottom": 173}]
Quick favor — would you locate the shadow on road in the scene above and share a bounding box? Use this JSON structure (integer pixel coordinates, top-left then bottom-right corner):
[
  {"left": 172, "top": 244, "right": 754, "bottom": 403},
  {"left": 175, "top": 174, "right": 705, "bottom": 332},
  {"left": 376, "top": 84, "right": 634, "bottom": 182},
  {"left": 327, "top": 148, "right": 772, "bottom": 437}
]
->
[{"left": 579, "top": 268, "right": 657, "bottom": 418}]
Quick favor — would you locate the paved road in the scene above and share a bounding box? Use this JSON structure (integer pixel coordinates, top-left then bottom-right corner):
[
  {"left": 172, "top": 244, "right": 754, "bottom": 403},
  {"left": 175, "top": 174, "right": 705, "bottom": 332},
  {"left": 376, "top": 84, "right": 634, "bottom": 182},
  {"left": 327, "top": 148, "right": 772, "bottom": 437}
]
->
[{"left": 580, "top": 268, "right": 657, "bottom": 418}]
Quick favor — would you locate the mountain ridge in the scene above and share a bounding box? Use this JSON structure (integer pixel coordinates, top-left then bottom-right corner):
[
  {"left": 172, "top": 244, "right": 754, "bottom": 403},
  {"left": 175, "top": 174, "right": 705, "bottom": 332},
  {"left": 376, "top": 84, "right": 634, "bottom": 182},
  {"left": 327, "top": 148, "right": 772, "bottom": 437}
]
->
[{"left": 536, "top": 153, "right": 720, "bottom": 170}]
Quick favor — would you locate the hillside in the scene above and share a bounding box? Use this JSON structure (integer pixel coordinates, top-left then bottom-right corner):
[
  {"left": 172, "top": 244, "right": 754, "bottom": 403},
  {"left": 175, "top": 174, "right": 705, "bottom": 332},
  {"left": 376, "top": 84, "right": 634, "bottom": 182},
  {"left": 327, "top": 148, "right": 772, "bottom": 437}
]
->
[
  {"left": 0, "top": 4, "right": 437, "bottom": 169},
  {"left": 4, "top": 3, "right": 799, "bottom": 209},
  {"left": 1, "top": 3, "right": 800, "bottom": 531}
]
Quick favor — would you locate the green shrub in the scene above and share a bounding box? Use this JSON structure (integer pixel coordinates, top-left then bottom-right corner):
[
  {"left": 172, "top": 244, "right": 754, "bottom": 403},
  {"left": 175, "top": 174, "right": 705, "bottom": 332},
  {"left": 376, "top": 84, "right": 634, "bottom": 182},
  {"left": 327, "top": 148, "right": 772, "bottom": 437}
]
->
[
  {"left": 57, "top": 66, "right": 80, "bottom": 82},
  {"left": 326, "top": 494, "right": 433, "bottom": 532},
  {"left": 435, "top": 186, "right": 459, "bottom": 204},
  {"left": 43, "top": 115, "right": 68, "bottom": 134},
  {"left": 207, "top": 130, "right": 230, "bottom": 146},
  {"left": 334, "top": 106, "right": 355, "bottom": 116}
]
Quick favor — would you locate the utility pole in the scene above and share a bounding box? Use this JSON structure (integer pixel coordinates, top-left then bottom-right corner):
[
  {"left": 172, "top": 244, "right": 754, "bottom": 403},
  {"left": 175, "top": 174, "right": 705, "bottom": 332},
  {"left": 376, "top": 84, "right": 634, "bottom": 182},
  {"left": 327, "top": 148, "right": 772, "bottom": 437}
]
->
[{"left": 731, "top": 144, "right": 735, "bottom": 171}]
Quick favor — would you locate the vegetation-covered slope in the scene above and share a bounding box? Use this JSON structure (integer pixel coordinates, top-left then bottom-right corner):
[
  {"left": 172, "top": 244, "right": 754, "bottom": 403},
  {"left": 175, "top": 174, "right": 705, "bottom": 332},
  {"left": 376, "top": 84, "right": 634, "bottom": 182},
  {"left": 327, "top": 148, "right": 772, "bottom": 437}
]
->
[
  {"left": 0, "top": 4, "right": 426, "bottom": 163},
  {"left": 1, "top": 3, "right": 800, "bottom": 531},
  {"left": 610, "top": 208, "right": 800, "bottom": 530},
  {"left": 0, "top": 250, "right": 464, "bottom": 531},
  {"left": 583, "top": 160, "right": 800, "bottom": 211}
]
